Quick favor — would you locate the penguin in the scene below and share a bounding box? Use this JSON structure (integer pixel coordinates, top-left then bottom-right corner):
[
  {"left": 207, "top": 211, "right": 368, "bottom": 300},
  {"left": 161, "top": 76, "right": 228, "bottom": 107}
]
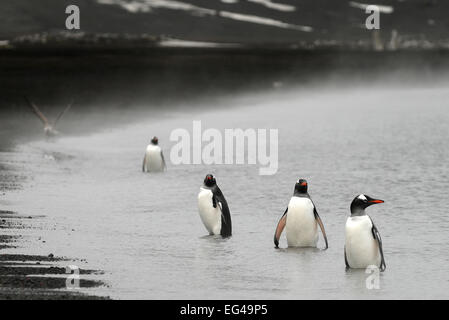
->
[
  {"left": 274, "top": 179, "right": 328, "bottom": 249},
  {"left": 142, "top": 136, "right": 166, "bottom": 172},
  {"left": 345, "top": 194, "right": 386, "bottom": 271},
  {"left": 25, "top": 96, "right": 73, "bottom": 138},
  {"left": 197, "top": 174, "right": 232, "bottom": 237}
]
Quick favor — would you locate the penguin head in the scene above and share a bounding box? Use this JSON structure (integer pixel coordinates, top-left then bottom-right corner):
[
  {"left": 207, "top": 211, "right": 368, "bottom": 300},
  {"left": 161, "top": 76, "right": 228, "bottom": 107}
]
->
[
  {"left": 294, "top": 179, "right": 308, "bottom": 194},
  {"left": 204, "top": 174, "right": 217, "bottom": 187},
  {"left": 350, "top": 194, "right": 384, "bottom": 215},
  {"left": 151, "top": 136, "right": 159, "bottom": 145}
]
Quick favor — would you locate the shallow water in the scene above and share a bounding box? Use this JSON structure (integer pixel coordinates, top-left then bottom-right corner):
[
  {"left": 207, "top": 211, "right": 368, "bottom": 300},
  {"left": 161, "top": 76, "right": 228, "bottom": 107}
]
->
[{"left": 1, "top": 85, "right": 449, "bottom": 299}]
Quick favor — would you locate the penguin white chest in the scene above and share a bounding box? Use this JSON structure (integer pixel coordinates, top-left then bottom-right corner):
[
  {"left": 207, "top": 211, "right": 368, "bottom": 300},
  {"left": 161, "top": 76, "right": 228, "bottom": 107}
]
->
[
  {"left": 345, "top": 216, "right": 381, "bottom": 268},
  {"left": 144, "top": 145, "right": 163, "bottom": 172},
  {"left": 285, "top": 197, "right": 318, "bottom": 247},
  {"left": 197, "top": 188, "right": 222, "bottom": 235}
]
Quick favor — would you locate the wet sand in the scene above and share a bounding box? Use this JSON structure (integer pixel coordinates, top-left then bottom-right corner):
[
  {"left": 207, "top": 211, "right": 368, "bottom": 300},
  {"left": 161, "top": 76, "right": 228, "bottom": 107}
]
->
[{"left": 1, "top": 182, "right": 108, "bottom": 299}]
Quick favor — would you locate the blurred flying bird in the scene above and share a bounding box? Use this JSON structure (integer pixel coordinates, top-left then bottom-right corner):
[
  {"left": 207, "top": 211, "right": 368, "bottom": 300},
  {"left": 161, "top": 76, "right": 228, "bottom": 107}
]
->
[{"left": 25, "top": 97, "right": 73, "bottom": 137}]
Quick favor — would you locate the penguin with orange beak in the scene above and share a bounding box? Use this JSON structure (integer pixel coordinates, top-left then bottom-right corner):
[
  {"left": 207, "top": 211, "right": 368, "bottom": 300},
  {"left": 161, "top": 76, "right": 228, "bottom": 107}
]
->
[
  {"left": 274, "top": 179, "right": 328, "bottom": 249},
  {"left": 345, "top": 194, "right": 386, "bottom": 271},
  {"left": 197, "top": 174, "right": 232, "bottom": 238}
]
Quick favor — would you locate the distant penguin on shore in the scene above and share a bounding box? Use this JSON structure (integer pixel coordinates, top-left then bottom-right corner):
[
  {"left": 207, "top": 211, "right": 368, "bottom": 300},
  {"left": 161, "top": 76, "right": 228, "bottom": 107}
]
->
[
  {"left": 197, "top": 174, "right": 232, "bottom": 237},
  {"left": 274, "top": 179, "right": 328, "bottom": 249},
  {"left": 25, "top": 96, "right": 73, "bottom": 138},
  {"left": 142, "top": 136, "right": 166, "bottom": 172},
  {"left": 345, "top": 194, "right": 386, "bottom": 271}
]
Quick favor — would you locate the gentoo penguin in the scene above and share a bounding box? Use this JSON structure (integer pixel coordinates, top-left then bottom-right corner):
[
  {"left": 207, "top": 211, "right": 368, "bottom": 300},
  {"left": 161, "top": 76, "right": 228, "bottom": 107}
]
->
[
  {"left": 142, "top": 136, "right": 166, "bottom": 172},
  {"left": 345, "top": 194, "right": 386, "bottom": 271},
  {"left": 197, "top": 174, "right": 232, "bottom": 237},
  {"left": 274, "top": 179, "right": 328, "bottom": 249},
  {"left": 25, "top": 96, "right": 73, "bottom": 138}
]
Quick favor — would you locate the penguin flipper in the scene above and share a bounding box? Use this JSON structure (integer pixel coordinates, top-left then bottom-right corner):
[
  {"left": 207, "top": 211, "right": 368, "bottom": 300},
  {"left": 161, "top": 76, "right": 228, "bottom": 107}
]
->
[
  {"left": 212, "top": 194, "right": 217, "bottom": 208},
  {"left": 344, "top": 246, "right": 350, "bottom": 270},
  {"left": 213, "top": 187, "right": 232, "bottom": 238},
  {"left": 370, "top": 218, "right": 386, "bottom": 272},
  {"left": 274, "top": 208, "right": 288, "bottom": 248},
  {"left": 142, "top": 154, "right": 147, "bottom": 172},
  {"left": 161, "top": 150, "right": 167, "bottom": 171},
  {"left": 219, "top": 203, "right": 232, "bottom": 238},
  {"left": 313, "top": 207, "right": 329, "bottom": 250}
]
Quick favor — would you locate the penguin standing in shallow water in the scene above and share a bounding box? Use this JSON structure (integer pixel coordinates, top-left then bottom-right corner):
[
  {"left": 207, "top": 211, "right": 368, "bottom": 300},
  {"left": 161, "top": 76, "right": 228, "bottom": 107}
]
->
[
  {"left": 142, "top": 136, "right": 166, "bottom": 172},
  {"left": 197, "top": 174, "right": 232, "bottom": 237},
  {"left": 345, "top": 194, "right": 386, "bottom": 271},
  {"left": 274, "top": 179, "right": 328, "bottom": 249}
]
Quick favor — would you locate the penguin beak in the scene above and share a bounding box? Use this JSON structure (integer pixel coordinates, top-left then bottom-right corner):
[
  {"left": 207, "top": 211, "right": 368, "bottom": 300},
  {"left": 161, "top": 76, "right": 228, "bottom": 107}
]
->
[{"left": 368, "top": 199, "right": 384, "bottom": 204}]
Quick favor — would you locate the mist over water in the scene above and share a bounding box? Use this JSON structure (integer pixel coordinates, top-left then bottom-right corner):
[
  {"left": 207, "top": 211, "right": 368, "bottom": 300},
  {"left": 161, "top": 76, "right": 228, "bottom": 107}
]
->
[{"left": 1, "top": 79, "right": 449, "bottom": 299}]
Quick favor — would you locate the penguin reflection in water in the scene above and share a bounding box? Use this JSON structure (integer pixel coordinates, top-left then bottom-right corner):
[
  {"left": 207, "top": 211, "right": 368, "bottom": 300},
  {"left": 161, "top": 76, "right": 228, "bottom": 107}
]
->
[
  {"left": 197, "top": 174, "right": 232, "bottom": 238},
  {"left": 142, "top": 136, "right": 166, "bottom": 172},
  {"left": 345, "top": 195, "right": 386, "bottom": 271},
  {"left": 274, "top": 179, "right": 328, "bottom": 249}
]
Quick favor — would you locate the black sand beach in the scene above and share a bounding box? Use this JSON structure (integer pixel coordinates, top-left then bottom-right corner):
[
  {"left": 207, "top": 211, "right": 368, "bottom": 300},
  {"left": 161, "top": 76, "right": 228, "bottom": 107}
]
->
[{"left": 1, "top": 170, "right": 107, "bottom": 299}]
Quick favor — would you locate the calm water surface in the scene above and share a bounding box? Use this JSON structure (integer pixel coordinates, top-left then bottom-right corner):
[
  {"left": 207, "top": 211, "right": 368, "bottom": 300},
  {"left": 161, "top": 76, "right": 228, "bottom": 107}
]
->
[{"left": 1, "top": 85, "right": 449, "bottom": 299}]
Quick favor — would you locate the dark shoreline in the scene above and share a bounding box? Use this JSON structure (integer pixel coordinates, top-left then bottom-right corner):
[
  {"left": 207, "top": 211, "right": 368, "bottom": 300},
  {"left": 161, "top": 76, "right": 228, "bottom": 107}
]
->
[
  {"left": 0, "top": 190, "right": 108, "bottom": 299},
  {"left": 0, "top": 211, "right": 109, "bottom": 300}
]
